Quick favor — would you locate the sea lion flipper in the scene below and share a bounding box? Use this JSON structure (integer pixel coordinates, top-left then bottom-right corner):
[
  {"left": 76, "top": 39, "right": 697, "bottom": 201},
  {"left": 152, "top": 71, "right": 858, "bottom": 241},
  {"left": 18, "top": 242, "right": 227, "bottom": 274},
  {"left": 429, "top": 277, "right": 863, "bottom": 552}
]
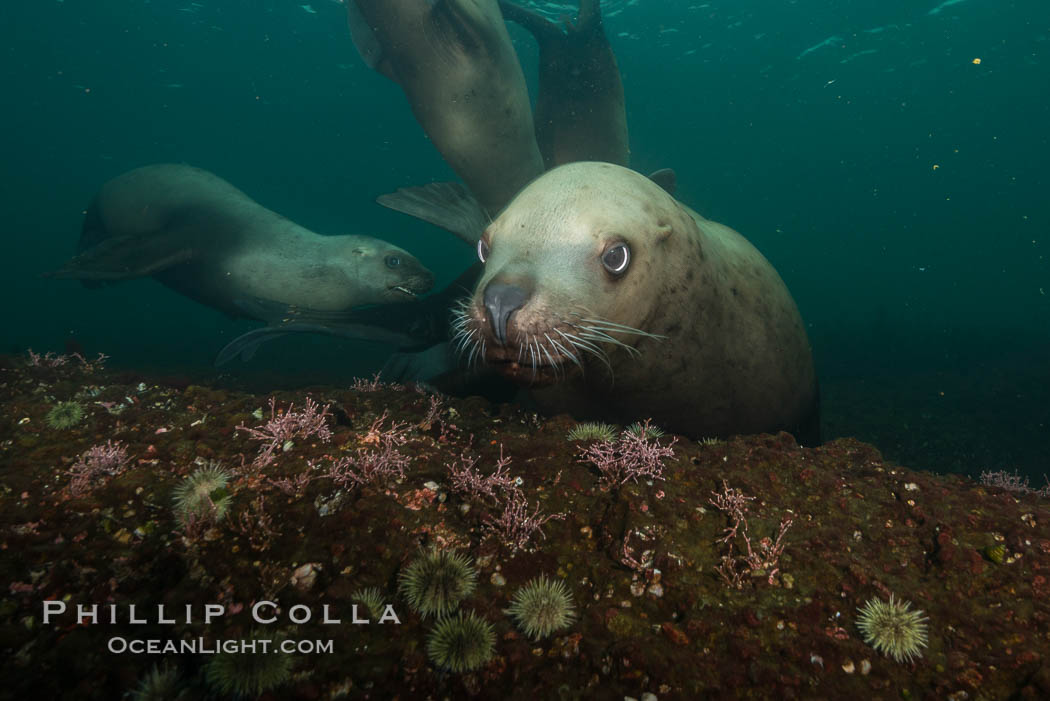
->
[
  {"left": 575, "top": 0, "right": 602, "bottom": 32},
  {"left": 498, "top": 1, "right": 563, "bottom": 42},
  {"left": 648, "top": 168, "right": 678, "bottom": 196},
  {"left": 346, "top": 1, "right": 398, "bottom": 80},
  {"left": 377, "top": 182, "right": 488, "bottom": 244},
  {"left": 215, "top": 321, "right": 418, "bottom": 366},
  {"left": 46, "top": 231, "right": 196, "bottom": 282},
  {"left": 346, "top": 1, "right": 381, "bottom": 69},
  {"left": 232, "top": 297, "right": 386, "bottom": 326}
]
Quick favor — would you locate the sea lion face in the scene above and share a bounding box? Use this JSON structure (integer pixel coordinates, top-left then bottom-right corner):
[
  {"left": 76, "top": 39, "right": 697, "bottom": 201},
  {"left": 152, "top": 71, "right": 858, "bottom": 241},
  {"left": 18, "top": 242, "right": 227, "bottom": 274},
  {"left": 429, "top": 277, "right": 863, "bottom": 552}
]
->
[
  {"left": 336, "top": 238, "right": 435, "bottom": 305},
  {"left": 455, "top": 162, "right": 696, "bottom": 385}
]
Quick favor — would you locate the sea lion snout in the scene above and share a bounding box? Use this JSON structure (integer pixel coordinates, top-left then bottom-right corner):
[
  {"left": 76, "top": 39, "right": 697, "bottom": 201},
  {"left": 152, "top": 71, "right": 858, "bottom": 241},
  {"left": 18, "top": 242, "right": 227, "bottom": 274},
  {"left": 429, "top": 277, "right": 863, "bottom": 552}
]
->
[{"left": 483, "top": 282, "right": 530, "bottom": 346}]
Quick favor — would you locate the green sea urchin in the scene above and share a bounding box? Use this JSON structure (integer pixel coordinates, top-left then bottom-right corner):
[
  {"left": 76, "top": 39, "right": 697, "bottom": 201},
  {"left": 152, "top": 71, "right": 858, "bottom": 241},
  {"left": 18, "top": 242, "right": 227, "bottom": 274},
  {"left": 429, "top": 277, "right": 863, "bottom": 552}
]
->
[
  {"left": 399, "top": 547, "right": 477, "bottom": 618},
  {"left": 506, "top": 575, "right": 576, "bottom": 640},
  {"left": 130, "top": 663, "right": 183, "bottom": 701},
  {"left": 172, "top": 461, "right": 232, "bottom": 524},
  {"left": 426, "top": 610, "right": 495, "bottom": 673},
  {"left": 856, "top": 593, "right": 929, "bottom": 663},
  {"left": 352, "top": 586, "right": 386, "bottom": 618},
  {"left": 626, "top": 421, "right": 665, "bottom": 438},
  {"left": 46, "top": 400, "right": 85, "bottom": 429},
  {"left": 566, "top": 422, "right": 618, "bottom": 441},
  {"left": 204, "top": 631, "right": 292, "bottom": 697}
]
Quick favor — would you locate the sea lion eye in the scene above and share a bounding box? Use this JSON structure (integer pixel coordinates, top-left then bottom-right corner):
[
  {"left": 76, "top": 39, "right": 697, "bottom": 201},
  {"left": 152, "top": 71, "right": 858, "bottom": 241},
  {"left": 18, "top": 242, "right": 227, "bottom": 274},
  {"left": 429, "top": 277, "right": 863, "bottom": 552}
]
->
[
  {"left": 477, "top": 237, "right": 490, "bottom": 263},
  {"left": 601, "top": 242, "right": 631, "bottom": 276},
  {"left": 385, "top": 255, "right": 401, "bottom": 268}
]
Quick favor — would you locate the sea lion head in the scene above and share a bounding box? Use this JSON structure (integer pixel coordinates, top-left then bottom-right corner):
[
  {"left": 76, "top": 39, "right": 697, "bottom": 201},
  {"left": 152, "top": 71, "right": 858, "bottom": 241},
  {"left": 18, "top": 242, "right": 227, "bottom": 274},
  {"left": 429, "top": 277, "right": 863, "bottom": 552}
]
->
[
  {"left": 331, "top": 236, "right": 435, "bottom": 305},
  {"left": 454, "top": 162, "right": 699, "bottom": 385}
]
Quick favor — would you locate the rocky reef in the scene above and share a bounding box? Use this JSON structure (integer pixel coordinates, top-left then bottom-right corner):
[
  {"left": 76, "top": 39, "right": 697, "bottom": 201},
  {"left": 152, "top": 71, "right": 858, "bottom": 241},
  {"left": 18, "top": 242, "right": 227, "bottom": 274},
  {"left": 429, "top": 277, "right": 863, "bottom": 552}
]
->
[{"left": 2, "top": 352, "right": 1049, "bottom": 699}]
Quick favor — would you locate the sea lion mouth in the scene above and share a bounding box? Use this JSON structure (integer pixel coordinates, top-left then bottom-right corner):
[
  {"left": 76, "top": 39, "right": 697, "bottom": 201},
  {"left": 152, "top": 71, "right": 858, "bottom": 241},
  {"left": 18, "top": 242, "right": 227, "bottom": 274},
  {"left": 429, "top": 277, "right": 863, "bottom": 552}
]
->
[
  {"left": 390, "top": 285, "right": 418, "bottom": 298},
  {"left": 483, "top": 344, "right": 578, "bottom": 386},
  {"left": 450, "top": 297, "right": 666, "bottom": 385}
]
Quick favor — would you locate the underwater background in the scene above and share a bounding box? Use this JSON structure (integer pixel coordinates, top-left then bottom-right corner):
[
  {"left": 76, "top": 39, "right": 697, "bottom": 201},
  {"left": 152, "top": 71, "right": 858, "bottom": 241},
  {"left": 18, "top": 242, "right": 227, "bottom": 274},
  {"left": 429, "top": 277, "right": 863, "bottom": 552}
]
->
[{"left": 2, "top": 0, "right": 1047, "bottom": 477}]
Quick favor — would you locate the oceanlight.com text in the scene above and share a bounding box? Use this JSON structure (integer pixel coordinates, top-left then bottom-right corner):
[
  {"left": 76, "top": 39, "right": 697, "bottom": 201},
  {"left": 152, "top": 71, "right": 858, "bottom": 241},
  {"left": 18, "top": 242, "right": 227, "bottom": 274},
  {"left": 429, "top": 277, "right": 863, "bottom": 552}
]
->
[{"left": 107, "top": 636, "right": 335, "bottom": 655}]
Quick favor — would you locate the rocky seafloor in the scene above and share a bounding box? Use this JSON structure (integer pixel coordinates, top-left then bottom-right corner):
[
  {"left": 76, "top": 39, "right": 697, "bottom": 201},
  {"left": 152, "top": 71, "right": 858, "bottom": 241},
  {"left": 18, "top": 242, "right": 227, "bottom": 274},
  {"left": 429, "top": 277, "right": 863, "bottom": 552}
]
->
[{"left": 2, "top": 353, "right": 1049, "bottom": 700}]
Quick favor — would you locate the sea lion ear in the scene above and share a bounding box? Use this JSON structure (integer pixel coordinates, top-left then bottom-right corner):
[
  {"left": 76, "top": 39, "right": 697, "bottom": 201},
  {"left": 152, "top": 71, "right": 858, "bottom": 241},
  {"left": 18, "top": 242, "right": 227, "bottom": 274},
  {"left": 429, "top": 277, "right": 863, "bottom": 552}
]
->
[
  {"left": 654, "top": 223, "right": 674, "bottom": 243},
  {"left": 647, "top": 168, "right": 677, "bottom": 196}
]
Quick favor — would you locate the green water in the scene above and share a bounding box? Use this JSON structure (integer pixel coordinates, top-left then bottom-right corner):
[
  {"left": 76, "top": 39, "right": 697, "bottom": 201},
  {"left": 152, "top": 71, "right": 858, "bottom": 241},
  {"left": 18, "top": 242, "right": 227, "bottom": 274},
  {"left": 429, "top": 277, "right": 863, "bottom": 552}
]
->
[{"left": 3, "top": 0, "right": 1047, "bottom": 476}]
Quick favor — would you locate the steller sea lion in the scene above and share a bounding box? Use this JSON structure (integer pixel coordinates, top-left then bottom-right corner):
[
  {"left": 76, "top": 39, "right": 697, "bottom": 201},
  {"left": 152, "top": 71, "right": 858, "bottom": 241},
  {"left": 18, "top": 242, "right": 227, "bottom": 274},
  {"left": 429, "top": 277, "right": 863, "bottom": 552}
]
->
[
  {"left": 500, "top": 0, "right": 630, "bottom": 168},
  {"left": 47, "top": 164, "right": 435, "bottom": 360},
  {"left": 451, "top": 161, "right": 820, "bottom": 443},
  {"left": 347, "top": 0, "right": 544, "bottom": 217}
]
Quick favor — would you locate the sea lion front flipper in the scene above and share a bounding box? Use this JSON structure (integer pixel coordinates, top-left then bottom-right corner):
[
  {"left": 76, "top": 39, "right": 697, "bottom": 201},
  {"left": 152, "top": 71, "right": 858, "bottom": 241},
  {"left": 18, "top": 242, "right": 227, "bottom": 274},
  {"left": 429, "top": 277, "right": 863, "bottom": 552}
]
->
[
  {"left": 648, "top": 168, "right": 677, "bottom": 196},
  {"left": 377, "top": 182, "right": 488, "bottom": 245},
  {"left": 382, "top": 344, "right": 521, "bottom": 401},
  {"left": 45, "top": 230, "right": 197, "bottom": 282},
  {"left": 346, "top": 1, "right": 397, "bottom": 80},
  {"left": 215, "top": 321, "right": 418, "bottom": 366},
  {"left": 231, "top": 297, "right": 393, "bottom": 327}
]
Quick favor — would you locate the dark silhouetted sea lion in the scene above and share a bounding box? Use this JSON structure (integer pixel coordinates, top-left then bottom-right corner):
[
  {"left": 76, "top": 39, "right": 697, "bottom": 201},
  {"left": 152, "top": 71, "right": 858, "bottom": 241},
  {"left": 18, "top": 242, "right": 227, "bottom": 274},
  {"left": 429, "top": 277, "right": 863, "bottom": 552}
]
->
[{"left": 500, "top": 0, "right": 629, "bottom": 168}]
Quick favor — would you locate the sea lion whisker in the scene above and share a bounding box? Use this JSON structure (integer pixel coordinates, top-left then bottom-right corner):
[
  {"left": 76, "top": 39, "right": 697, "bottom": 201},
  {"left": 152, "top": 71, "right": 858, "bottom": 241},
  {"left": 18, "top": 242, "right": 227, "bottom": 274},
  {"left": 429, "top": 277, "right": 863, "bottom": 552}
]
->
[
  {"left": 578, "top": 318, "right": 668, "bottom": 340},
  {"left": 546, "top": 333, "right": 581, "bottom": 370},
  {"left": 455, "top": 327, "right": 479, "bottom": 367},
  {"left": 450, "top": 323, "right": 472, "bottom": 347},
  {"left": 557, "top": 328, "right": 606, "bottom": 359},
  {"left": 453, "top": 329, "right": 476, "bottom": 358},
  {"left": 577, "top": 330, "right": 642, "bottom": 358},
  {"left": 467, "top": 337, "right": 482, "bottom": 369},
  {"left": 558, "top": 329, "right": 613, "bottom": 375},
  {"left": 457, "top": 335, "right": 474, "bottom": 365},
  {"left": 539, "top": 341, "right": 561, "bottom": 378},
  {"left": 524, "top": 334, "right": 535, "bottom": 379}
]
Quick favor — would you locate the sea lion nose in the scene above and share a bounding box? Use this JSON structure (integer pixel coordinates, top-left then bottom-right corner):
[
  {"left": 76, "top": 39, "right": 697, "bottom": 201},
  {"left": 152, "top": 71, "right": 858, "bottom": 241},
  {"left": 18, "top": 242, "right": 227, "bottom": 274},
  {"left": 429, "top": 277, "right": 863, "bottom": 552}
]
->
[{"left": 483, "top": 282, "right": 529, "bottom": 346}]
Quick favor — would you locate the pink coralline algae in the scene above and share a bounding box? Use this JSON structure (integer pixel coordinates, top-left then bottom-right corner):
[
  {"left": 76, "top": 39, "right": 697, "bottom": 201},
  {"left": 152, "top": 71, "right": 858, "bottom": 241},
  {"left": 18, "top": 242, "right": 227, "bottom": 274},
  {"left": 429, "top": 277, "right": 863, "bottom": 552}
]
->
[
  {"left": 27, "top": 349, "right": 108, "bottom": 371},
  {"left": 321, "top": 412, "right": 411, "bottom": 488},
  {"left": 447, "top": 446, "right": 519, "bottom": 503},
  {"left": 236, "top": 397, "right": 333, "bottom": 469},
  {"left": 483, "top": 491, "right": 565, "bottom": 552},
  {"left": 577, "top": 420, "right": 677, "bottom": 487},
  {"left": 708, "top": 480, "right": 792, "bottom": 588},
  {"left": 68, "top": 440, "right": 131, "bottom": 496},
  {"left": 979, "top": 469, "right": 1050, "bottom": 497}
]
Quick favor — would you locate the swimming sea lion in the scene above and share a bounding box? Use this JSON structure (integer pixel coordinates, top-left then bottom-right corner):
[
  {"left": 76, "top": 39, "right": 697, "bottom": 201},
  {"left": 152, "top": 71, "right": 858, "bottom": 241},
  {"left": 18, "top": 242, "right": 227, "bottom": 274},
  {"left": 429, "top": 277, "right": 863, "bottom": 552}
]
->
[
  {"left": 452, "top": 162, "right": 820, "bottom": 443},
  {"left": 48, "top": 164, "right": 435, "bottom": 356},
  {"left": 500, "top": 0, "right": 629, "bottom": 168},
  {"left": 347, "top": 0, "right": 544, "bottom": 216}
]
